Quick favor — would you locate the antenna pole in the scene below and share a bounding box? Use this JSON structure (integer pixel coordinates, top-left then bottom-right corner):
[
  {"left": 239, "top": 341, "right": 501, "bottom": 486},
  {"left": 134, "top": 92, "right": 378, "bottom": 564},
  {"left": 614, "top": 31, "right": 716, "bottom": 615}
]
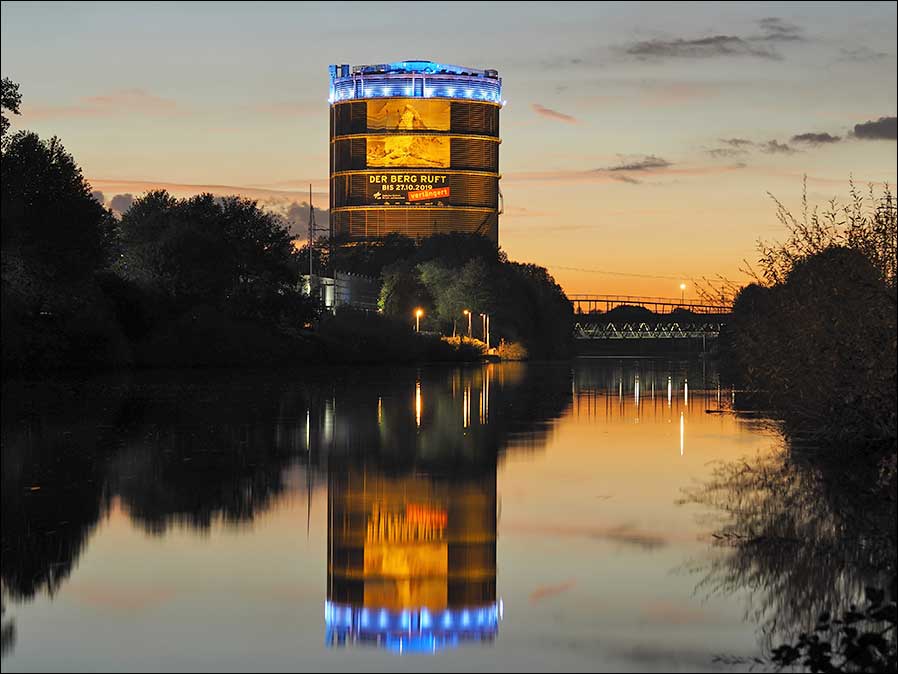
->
[{"left": 308, "top": 183, "right": 315, "bottom": 294}]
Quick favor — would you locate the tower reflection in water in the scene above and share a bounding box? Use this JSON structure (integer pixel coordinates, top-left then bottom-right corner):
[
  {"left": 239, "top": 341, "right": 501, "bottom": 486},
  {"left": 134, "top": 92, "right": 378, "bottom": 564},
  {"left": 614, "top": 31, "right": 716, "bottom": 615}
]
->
[
  {"left": 326, "top": 464, "right": 499, "bottom": 653},
  {"left": 312, "top": 364, "right": 571, "bottom": 654}
]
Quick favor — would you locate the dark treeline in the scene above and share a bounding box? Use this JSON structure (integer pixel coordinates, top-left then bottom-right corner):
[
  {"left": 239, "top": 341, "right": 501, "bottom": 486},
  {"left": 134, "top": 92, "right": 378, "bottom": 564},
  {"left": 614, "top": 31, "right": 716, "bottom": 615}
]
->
[
  {"left": 1, "top": 78, "right": 571, "bottom": 374},
  {"left": 721, "top": 181, "right": 897, "bottom": 456}
]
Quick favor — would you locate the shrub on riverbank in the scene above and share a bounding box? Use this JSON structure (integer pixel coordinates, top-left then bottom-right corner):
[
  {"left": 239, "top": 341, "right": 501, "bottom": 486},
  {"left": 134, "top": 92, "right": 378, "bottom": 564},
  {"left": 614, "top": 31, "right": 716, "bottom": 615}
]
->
[
  {"left": 726, "top": 181, "right": 897, "bottom": 453},
  {"left": 317, "top": 307, "right": 484, "bottom": 364}
]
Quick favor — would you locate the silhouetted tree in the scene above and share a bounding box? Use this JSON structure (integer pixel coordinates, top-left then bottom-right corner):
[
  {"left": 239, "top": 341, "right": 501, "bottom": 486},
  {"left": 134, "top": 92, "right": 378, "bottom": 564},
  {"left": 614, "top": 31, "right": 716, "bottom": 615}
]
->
[
  {"left": 120, "top": 190, "right": 312, "bottom": 325},
  {"left": 2, "top": 132, "right": 117, "bottom": 279},
  {"left": 1, "top": 77, "right": 21, "bottom": 139}
]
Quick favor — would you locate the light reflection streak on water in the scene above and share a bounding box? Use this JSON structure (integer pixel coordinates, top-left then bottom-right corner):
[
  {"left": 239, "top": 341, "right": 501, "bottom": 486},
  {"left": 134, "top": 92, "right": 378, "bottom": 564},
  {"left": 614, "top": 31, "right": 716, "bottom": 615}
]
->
[
  {"left": 680, "top": 412, "right": 685, "bottom": 456},
  {"left": 415, "top": 381, "right": 422, "bottom": 428}
]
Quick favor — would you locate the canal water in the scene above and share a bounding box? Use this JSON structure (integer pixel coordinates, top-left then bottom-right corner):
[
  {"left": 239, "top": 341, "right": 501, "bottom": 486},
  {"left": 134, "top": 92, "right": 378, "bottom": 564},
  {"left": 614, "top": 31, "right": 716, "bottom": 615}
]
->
[{"left": 1, "top": 360, "right": 877, "bottom": 672}]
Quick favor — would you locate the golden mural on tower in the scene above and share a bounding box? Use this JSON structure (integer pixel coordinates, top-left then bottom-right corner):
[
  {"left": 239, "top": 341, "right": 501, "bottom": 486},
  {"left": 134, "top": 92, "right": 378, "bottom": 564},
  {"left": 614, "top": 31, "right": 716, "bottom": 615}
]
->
[
  {"left": 366, "top": 100, "right": 450, "bottom": 131},
  {"left": 367, "top": 135, "right": 450, "bottom": 168}
]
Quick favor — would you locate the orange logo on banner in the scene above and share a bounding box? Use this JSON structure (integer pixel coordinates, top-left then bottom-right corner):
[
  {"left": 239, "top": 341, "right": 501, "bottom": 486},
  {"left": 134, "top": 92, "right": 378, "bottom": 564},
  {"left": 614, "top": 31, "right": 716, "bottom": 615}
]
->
[{"left": 408, "top": 187, "right": 450, "bottom": 202}]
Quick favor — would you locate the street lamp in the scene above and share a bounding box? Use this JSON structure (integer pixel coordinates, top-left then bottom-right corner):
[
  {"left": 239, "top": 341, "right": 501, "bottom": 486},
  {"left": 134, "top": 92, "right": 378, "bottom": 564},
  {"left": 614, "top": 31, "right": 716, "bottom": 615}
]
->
[
  {"left": 480, "top": 313, "right": 490, "bottom": 348},
  {"left": 679, "top": 282, "right": 686, "bottom": 305},
  {"left": 463, "top": 309, "right": 471, "bottom": 338},
  {"left": 415, "top": 308, "right": 424, "bottom": 333}
]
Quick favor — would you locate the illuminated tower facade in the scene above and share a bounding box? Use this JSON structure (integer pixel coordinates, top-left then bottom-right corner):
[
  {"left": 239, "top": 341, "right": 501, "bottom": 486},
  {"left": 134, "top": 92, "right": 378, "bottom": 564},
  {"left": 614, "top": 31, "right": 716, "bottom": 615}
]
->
[{"left": 328, "top": 61, "right": 503, "bottom": 242}]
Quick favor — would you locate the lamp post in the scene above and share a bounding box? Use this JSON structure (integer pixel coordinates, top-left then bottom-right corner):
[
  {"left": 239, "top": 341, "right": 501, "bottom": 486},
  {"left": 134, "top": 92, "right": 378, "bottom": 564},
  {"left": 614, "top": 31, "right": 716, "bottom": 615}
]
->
[
  {"left": 679, "top": 282, "right": 686, "bottom": 306},
  {"left": 480, "top": 313, "right": 489, "bottom": 348},
  {"left": 415, "top": 308, "right": 424, "bottom": 333},
  {"left": 463, "top": 309, "right": 471, "bottom": 338}
]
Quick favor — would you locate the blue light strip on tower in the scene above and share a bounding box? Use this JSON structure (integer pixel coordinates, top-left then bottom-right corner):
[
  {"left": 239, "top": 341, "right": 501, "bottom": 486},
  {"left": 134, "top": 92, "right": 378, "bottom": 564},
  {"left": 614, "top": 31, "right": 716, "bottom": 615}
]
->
[
  {"left": 329, "top": 61, "right": 503, "bottom": 105},
  {"left": 324, "top": 600, "right": 503, "bottom": 654}
]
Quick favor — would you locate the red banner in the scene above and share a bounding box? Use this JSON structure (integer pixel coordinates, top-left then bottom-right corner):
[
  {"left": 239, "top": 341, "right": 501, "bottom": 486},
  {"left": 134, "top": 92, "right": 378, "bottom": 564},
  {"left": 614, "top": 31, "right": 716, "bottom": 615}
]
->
[{"left": 407, "top": 186, "right": 450, "bottom": 203}]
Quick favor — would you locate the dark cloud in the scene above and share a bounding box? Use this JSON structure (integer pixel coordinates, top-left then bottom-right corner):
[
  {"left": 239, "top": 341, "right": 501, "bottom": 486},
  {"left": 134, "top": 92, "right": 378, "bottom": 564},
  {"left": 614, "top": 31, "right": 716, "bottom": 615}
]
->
[
  {"left": 707, "top": 147, "right": 747, "bottom": 159},
  {"left": 110, "top": 193, "right": 134, "bottom": 214},
  {"left": 603, "top": 155, "right": 672, "bottom": 172},
  {"left": 720, "top": 138, "right": 755, "bottom": 148},
  {"left": 90, "top": 190, "right": 105, "bottom": 205},
  {"left": 622, "top": 17, "right": 803, "bottom": 62},
  {"left": 838, "top": 47, "right": 891, "bottom": 63},
  {"left": 285, "top": 201, "right": 329, "bottom": 238},
  {"left": 853, "top": 116, "right": 897, "bottom": 140},
  {"left": 532, "top": 103, "right": 579, "bottom": 124},
  {"left": 625, "top": 35, "right": 778, "bottom": 60},
  {"left": 761, "top": 140, "right": 798, "bottom": 154},
  {"left": 756, "top": 17, "right": 804, "bottom": 43},
  {"left": 791, "top": 132, "right": 841, "bottom": 145}
]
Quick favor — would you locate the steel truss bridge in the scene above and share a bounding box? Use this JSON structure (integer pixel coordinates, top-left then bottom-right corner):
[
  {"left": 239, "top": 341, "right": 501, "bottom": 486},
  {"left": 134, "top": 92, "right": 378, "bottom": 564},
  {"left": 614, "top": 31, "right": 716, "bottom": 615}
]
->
[
  {"left": 569, "top": 294, "right": 731, "bottom": 315},
  {"left": 573, "top": 321, "right": 725, "bottom": 341}
]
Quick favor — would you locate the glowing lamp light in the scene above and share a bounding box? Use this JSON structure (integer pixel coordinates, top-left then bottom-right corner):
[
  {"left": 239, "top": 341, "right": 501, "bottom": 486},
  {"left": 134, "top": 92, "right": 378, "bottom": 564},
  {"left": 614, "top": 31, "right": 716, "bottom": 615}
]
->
[{"left": 466, "top": 88, "right": 474, "bottom": 98}]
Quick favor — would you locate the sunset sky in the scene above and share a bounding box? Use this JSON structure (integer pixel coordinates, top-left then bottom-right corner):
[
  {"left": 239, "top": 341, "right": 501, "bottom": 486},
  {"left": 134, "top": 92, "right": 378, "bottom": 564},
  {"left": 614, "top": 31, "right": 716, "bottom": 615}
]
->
[{"left": 2, "top": 1, "right": 895, "bottom": 295}]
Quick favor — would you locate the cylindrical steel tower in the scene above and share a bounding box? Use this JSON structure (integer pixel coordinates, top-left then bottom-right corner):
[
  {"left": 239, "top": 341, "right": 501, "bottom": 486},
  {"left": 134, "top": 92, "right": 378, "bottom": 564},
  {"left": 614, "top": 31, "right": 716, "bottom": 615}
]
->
[{"left": 328, "top": 60, "right": 502, "bottom": 243}]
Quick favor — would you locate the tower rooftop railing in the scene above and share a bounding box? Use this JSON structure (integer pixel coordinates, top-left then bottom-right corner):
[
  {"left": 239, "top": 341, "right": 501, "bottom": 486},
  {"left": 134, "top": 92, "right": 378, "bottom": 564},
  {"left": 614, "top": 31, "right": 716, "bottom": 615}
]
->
[{"left": 329, "top": 60, "right": 502, "bottom": 104}]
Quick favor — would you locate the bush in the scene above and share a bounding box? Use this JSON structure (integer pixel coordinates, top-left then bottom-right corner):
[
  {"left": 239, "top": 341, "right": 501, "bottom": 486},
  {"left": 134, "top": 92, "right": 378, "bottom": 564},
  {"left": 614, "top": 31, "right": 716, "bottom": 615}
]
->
[
  {"left": 727, "top": 181, "right": 897, "bottom": 452},
  {"left": 497, "top": 339, "right": 528, "bottom": 361}
]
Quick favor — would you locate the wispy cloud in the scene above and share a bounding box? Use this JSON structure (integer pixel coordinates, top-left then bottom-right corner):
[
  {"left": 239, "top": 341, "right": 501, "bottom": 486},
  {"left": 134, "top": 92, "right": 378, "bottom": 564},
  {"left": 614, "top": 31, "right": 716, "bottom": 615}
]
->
[
  {"left": 756, "top": 17, "right": 804, "bottom": 43},
  {"left": 790, "top": 132, "right": 841, "bottom": 145},
  {"left": 707, "top": 147, "right": 748, "bottom": 159},
  {"left": 532, "top": 103, "right": 579, "bottom": 124},
  {"left": 625, "top": 35, "right": 778, "bottom": 61},
  {"left": 853, "top": 116, "right": 897, "bottom": 140},
  {"left": 760, "top": 139, "right": 799, "bottom": 154},
  {"left": 503, "top": 162, "right": 745, "bottom": 185},
  {"left": 23, "top": 89, "right": 181, "bottom": 120},
  {"left": 603, "top": 155, "right": 672, "bottom": 172},
  {"left": 837, "top": 47, "right": 892, "bottom": 63},
  {"left": 621, "top": 17, "right": 803, "bottom": 62},
  {"left": 720, "top": 138, "right": 755, "bottom": 148}
]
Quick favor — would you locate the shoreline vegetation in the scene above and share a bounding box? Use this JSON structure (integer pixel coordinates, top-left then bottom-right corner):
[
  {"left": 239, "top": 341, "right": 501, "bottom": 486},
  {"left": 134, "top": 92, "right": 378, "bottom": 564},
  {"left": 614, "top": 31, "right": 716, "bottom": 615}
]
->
[
  {"left": 691, "top": 180, "right": 897, "bottom": 673},
  {"left": 1, "top": 78, "right": 570, "bottom": 376}
]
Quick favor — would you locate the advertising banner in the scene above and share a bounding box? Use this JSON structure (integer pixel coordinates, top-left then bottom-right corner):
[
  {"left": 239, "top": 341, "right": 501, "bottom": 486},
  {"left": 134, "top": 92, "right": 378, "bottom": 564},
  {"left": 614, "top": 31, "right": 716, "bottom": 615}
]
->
[{"left": 368, "top": 173, "right": 450, "bottom": 204}]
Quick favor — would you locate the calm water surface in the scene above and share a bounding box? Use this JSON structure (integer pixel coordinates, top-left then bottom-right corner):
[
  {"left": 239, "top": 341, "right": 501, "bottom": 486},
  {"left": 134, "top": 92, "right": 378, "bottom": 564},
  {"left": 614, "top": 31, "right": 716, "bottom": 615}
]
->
[{"left": 0, "top": 360, "right": 814, "bottom": 671}]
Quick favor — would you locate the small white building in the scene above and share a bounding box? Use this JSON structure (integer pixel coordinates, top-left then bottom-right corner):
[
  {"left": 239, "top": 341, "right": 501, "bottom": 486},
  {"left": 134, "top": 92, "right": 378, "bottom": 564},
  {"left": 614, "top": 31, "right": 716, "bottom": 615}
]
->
[{"left": 302, "top": 271, "right": 380, "bottom": 311}]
